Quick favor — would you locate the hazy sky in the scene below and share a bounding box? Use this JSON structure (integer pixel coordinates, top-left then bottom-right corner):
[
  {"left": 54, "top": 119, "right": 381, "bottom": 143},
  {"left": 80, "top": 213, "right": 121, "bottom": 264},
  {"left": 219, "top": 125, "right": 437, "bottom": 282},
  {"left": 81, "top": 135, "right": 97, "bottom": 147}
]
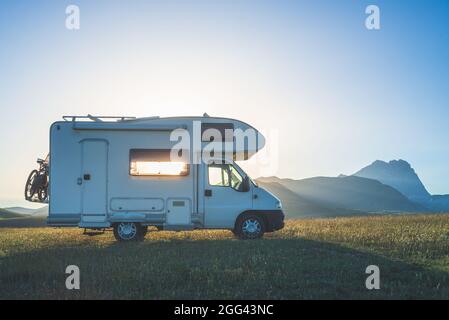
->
[{"left": 1, "top": 0, "right": 449, "bottom": 205}]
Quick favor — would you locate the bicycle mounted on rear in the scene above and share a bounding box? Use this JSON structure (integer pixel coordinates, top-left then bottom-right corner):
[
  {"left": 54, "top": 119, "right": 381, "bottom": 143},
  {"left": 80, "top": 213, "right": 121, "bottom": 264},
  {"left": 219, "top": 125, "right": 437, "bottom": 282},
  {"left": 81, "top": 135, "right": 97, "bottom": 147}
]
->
[{"left": 25, "top": 155, "right": 49, "bottom": 203}]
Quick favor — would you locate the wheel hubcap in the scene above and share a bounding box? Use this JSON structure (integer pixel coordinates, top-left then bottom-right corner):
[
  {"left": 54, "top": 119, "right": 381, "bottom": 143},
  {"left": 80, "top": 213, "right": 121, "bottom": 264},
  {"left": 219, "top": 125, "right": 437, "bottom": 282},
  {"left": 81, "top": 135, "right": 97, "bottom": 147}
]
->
[
  {"left": 242, "top": 219, "right": 261, "bottom": 236},
  {"left": 118, "top": 223, "right": 137, "bottom": 240}
]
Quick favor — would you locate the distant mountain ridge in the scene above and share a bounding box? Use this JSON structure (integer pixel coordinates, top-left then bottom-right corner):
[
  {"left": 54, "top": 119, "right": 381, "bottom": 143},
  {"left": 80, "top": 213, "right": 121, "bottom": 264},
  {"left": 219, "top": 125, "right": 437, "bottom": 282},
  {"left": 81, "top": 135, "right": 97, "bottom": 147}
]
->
[
  {"left": 0, "top": 208, "right": 24, "bottom": 219},
  {"left": 257, "top": 159, "right": 448, "bottom": 218},
  {"left": 257, "top": 174, "right": 425, "bottom": 218},
  {"left": 0, "top": 206, "right": 48, "bottom": 218},
  {"left": 256, "top": 180, "right": 366, "bottom": 218},
  {"left": 5, "top": 206, "right": 48, "bottom": 216},
  {"left": 0, "top": 207, "right": 47, "bottom": 228},
  {"left": 353, "top": 160, "right": 449, "bottom": 211},
  {"left": 353, "top": 160, "right": 430, "bottom": 203}
]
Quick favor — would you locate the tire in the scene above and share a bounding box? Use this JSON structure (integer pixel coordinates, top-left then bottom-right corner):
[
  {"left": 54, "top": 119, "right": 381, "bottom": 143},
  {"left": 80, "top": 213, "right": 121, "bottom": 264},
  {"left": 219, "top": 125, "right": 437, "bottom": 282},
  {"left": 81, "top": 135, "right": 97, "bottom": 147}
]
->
[
  {"left": 37, "top": 174, "right": 48, "bottom": 202},
  {"left": 24, "top": 170, "right": 39, "bottom": 200},
  {"left": 235, "top": 214, "right": 265, "bottom": 240},
  {"left": 38, "top": 186, "right": 48, "bottom": 202},
  {"left": 113, "top": 222, "right": 145, "bottom": 242}
]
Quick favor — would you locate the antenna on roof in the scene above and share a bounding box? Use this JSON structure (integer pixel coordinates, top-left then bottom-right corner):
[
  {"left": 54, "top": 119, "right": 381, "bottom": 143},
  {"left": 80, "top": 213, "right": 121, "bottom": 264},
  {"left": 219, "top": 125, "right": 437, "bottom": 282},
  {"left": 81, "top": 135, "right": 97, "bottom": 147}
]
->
[{"left": 203, "top": 113, "right": 210, "bottom": 117}]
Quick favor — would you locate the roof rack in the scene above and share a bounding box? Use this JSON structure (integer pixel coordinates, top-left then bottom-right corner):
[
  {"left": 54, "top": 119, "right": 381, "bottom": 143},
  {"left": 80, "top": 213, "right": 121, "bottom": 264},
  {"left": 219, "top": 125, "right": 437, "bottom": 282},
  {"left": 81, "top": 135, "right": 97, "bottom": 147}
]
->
[{"left": 62, "top": 114, "right": 137, "bottom": 122}]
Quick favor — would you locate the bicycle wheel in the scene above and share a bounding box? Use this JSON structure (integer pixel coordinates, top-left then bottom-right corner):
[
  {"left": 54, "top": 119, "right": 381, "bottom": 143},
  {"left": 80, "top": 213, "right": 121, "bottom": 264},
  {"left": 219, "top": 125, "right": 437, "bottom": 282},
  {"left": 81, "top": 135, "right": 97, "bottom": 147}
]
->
[
  {"left": 38, "top": 186, "right": 48, "bottom": 202},
  {"left": 24, "top": 170, "right": 39, "bottom": 200}
]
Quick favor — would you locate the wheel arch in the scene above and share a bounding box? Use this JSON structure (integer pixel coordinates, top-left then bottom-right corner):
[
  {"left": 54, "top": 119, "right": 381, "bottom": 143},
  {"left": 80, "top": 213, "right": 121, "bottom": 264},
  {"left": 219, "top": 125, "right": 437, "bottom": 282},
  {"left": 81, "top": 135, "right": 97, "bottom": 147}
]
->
[{"left": 234, "top": 210, "right": 268, "bottom": 230}]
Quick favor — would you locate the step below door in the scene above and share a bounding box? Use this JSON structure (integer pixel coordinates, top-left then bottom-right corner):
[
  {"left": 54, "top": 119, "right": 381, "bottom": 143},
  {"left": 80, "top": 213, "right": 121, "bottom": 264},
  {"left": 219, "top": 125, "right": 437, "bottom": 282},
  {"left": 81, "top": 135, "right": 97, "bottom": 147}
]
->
[{"left": 81, "top": 140, "right": 108, "bottom": 223}]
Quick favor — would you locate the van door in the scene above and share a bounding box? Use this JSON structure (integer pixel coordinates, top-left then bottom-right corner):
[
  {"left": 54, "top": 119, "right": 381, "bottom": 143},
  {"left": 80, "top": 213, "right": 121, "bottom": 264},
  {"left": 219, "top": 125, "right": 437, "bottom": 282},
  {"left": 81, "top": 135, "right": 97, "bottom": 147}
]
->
[
  {"left": 81, "top": 140, "right": 108, "bottom": 223},
  {"left": 204, "top": 163, "right": 252, "bottom": 228},
  {"left": 166, "top": 199, "right": 191, "bottom": 225}
]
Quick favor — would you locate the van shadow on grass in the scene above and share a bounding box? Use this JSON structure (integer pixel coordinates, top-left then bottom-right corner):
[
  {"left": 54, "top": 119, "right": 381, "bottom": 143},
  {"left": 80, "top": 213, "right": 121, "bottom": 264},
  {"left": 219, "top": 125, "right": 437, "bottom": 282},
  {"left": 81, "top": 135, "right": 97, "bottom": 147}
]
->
[{"left": 1, "top": 234, "right": 448, "bottom": 300}]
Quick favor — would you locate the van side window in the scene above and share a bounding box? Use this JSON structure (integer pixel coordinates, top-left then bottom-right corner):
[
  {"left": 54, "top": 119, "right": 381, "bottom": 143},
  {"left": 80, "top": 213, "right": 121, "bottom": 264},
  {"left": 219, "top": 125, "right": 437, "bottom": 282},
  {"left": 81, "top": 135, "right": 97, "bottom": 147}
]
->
[
  {"left": 208, "top": 165, "right": 230, "bottom": 186},
  {"left": 208, "top": 164, "right": 243, "bottom": 191},
  {"left": 129, "top": 149, "right": 189, "bottom": 176}
]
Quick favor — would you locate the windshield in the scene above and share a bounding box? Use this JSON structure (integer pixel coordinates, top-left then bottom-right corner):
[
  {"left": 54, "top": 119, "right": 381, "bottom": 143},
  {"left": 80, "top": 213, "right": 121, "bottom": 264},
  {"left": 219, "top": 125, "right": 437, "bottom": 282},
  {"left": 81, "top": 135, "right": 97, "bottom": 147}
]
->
[{"left": 229, "top": 165, "right": 243, "bottom": 190}]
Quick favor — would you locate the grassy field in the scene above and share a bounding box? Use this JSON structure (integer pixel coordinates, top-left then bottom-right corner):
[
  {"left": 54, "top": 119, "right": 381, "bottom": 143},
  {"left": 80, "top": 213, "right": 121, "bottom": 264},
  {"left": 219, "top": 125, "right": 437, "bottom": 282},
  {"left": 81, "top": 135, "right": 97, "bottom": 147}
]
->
[{"left": 1, "top": 214, "right": 449, "bottom": 299}]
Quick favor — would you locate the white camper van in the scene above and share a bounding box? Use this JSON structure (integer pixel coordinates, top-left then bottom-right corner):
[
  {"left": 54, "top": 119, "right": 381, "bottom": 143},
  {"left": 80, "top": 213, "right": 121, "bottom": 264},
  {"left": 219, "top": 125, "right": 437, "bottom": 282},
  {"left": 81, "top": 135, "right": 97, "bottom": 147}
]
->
[{"left": 40, "top": 115, "right": 283, "bottom": 241}]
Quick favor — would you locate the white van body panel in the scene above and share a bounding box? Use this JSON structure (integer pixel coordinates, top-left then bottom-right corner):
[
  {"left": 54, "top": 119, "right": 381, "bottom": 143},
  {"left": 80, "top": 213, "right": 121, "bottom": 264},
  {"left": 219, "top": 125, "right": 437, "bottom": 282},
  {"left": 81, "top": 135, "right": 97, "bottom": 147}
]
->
[{"left": 48, "top": 115, "right": 281, "bottom": 231}]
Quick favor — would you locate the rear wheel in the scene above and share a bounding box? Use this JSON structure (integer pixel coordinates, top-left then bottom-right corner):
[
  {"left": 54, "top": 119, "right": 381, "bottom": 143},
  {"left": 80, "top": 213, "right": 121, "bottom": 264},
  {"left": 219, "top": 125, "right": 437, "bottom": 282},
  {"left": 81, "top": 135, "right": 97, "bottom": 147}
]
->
[
  {"left": 235, "top": 215, "right": 265, "bottom": 240},
  {"left": 113, "top": 222, "right": 145, "bottom": 242},
  {"left": 24, "top": 170, "right": 39, "bottom": 200}
]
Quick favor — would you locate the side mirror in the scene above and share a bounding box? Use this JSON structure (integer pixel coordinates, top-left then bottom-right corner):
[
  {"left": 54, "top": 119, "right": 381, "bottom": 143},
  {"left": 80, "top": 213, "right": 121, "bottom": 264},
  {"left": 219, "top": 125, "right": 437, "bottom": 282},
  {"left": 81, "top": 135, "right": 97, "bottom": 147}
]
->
[{"left": 242, "top": 176, "right": 250, "bottom": 192}]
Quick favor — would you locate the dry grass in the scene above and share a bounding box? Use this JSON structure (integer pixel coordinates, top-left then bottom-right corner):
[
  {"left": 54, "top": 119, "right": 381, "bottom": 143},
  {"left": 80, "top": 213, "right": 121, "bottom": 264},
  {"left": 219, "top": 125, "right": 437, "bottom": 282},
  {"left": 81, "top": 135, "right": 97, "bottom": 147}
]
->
[{"left": 1, "top": 214, "right": 449, "bottom": 299}]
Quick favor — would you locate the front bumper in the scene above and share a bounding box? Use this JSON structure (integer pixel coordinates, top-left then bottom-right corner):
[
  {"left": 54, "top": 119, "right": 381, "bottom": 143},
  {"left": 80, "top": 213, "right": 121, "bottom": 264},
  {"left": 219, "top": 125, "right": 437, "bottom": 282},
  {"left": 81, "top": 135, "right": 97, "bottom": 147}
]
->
[{"left": 263, "top": 210, "right": 285, "bottom": 232}]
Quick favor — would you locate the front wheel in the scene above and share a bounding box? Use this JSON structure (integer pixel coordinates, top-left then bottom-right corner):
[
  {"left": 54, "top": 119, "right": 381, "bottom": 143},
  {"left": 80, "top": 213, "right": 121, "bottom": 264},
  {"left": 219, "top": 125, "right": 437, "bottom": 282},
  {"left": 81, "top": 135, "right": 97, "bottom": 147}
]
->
[
  {"left": 38, "top": 186, "right": 48, "bottom": 202},
  {"left": 235, "top": 215, "right": 265, "bottom": 240},
  {"left": 113, "top": 222, "right": 145, "bottom": 242}
]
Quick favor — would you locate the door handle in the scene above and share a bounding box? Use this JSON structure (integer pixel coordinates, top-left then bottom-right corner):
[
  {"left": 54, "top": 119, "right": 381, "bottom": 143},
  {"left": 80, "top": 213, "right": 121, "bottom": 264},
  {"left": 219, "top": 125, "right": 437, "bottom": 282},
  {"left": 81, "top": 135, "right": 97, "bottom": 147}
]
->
[
  {"left": 83, "top": 174, "right": 91, "bottom": 181},
  {"left": 205, "top": 189, "right": 212, "bottom": 197}
]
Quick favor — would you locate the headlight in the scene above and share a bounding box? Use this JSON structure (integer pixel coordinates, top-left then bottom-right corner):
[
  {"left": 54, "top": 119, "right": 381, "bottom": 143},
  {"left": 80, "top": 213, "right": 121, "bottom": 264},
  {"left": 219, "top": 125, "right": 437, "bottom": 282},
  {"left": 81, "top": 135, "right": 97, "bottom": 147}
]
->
[{"left": 276, "top": 201, "right": 282, "bottom": 209}]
